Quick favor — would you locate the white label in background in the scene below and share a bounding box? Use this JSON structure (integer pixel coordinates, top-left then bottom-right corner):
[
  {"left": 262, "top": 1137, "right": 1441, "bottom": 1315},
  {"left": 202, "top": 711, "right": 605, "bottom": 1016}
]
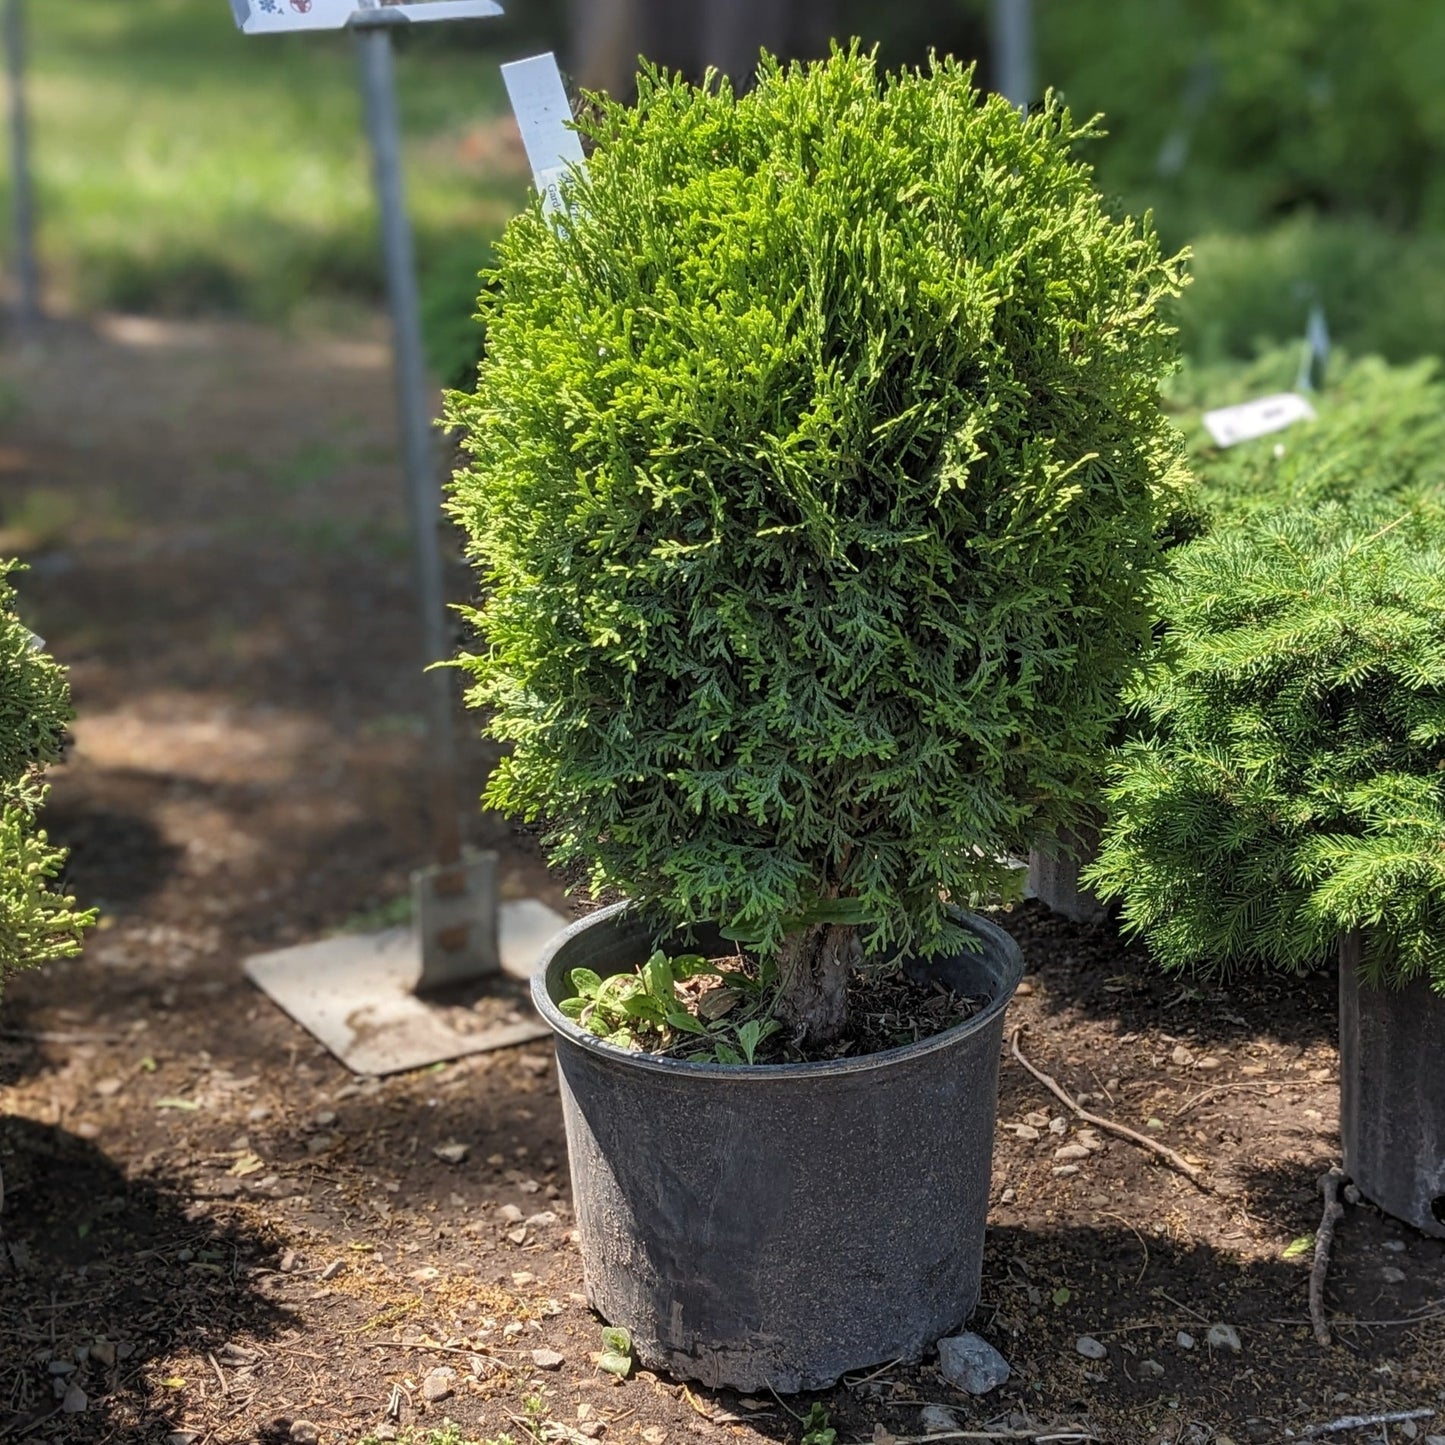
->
[
  {"left": 502, "top": 53, "right": 587, "bottom": 214},
  {"left": 1202, "top": 392, "right": 1317, "bottom": 448},
  {"left": 229, "top": 0, "right": 502, "bottom": 37}
]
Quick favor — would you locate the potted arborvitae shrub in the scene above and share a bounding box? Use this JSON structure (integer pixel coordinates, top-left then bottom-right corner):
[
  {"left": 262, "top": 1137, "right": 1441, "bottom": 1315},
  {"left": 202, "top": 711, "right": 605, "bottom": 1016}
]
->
[
  {"left": 0, "top": 564, "right": 90, "bottom": 992},
  {"left": 1087, "top": 502, "right": 1445, "bottom": 1238},
  {"left": 448, "top": 48, "right": 1187, "bottom": 1388},
  {"left": 0, "top": 563, "right": 92, "bottom": 1204}
]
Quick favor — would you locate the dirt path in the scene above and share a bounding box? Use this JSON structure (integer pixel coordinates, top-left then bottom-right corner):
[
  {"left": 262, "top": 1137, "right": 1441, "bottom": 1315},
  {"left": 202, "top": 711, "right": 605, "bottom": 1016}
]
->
[{"left": 0, "top": 316, "right": 1442, "bottom": 1445}]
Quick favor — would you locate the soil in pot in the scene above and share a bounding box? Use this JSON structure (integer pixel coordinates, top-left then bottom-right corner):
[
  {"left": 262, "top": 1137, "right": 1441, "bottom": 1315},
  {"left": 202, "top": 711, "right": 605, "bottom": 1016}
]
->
[{"left": 533, "top": 902, "right": 1024, "bottom": 1392}]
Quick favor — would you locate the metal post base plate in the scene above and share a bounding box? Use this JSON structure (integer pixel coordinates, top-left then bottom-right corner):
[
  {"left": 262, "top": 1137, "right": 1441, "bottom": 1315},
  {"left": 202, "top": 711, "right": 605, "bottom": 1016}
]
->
[
  {"left": 244, "top": 897, "right": 569, "bottom": 1075},
  {"left": 413, "top": 850, "right": 499, "bottom": 992}
]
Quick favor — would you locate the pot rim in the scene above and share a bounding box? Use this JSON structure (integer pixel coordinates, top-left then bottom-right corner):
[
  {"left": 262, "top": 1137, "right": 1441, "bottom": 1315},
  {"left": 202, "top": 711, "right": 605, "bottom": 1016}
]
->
[{"left": 530, "top": 899, "right": 1024, "bottom": 1080}]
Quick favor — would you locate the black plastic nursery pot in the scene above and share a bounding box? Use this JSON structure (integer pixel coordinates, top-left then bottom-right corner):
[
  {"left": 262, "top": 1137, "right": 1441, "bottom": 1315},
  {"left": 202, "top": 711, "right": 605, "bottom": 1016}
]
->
[
  {"left": 1026, "top": 819, "right": 1108, "bottom": 925},
  {"left": 532, "top": 901, "right": 1024, "bottom": 1392},
  {"left": 1339, "top": 934, "right": 1445, "bottom": 1240}
]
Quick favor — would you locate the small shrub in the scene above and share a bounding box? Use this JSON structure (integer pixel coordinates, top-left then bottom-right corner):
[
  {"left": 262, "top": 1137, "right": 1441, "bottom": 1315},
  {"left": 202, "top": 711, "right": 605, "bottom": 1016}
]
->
[
  {"left": 1087, "top": 502, "right": 1445, "bottom": 993},
  {"left": 1178, "top": 221, "right": 1445, "bottom": 368},
  {"left": 0, "top": 565, "right": 92, "bottom": 995},
  {"left": 448, "top": 48, "right": 1187, "bottom": 1038},
  {"left": 1171, "top": 349, "right": 1445, "bottom": 530}
]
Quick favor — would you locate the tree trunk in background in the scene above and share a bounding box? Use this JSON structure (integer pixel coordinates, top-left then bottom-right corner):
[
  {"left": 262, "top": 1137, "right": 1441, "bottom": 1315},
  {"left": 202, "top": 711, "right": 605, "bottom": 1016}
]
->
[
  {"left": 569, "top": 0, "right": 838, "bottom": 99},
  {"left": 567, "top": 0, "right": 638, "bottom": 96}
]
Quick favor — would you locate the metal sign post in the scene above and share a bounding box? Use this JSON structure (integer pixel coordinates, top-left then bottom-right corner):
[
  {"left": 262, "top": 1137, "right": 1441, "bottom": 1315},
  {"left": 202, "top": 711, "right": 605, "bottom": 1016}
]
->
[
  {"left": 992, "top": 0, "right": 1034, "bottom": 111},
  {"left": 231, "top": 0, "right": 567, "bottom": 1074},
  {"left": 3, "top": 0, "right": 40, "bottom": 329}
]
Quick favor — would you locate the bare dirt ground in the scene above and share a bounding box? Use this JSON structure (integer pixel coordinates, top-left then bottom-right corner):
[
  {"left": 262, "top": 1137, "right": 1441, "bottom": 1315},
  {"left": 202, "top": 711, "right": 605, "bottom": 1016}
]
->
[{"left": 0, "top": 316, "right": 1442, "bottom": 1445}]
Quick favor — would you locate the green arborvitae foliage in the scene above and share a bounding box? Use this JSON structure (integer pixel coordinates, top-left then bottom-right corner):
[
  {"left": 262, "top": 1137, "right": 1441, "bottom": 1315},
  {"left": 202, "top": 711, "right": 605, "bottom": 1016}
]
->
[
  {"left": 0, "top": 563, "right": 92, "bottom": 996},
  {"left": 1087, "top": 503, "right": 1445, "bottom": 993},
  {"left": 447, "top": 47, "right": 1188, "bottom": 964}
]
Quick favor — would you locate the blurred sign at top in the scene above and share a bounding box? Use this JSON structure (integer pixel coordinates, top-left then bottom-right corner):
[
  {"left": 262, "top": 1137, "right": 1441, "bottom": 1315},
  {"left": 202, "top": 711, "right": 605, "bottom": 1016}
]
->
[{"left": 228, "top": 0, "right": 501, "bottom": 34}]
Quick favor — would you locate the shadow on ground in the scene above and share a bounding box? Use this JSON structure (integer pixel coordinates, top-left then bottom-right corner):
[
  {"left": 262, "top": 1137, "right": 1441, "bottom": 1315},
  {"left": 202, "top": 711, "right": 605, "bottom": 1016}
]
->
[
  {"left": 0, "top": 1116, "right": 288, "bottom": 1443},
  {"left": 1005, "top": 898, "right": 1339, "bottom": 1052}
]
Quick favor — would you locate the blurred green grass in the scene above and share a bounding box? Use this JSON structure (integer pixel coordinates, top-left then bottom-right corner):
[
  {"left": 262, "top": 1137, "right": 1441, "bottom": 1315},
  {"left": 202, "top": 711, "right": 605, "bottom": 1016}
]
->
[{"left": 5, "top": 0, "right": 528, "bottom": 363}]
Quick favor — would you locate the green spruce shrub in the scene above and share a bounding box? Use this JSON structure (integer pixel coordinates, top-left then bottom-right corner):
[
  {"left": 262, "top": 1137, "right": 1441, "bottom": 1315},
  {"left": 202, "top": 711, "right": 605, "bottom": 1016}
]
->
[
  {"left": 0, "top": 564, "right": 91, "bottom": 996},
  {"left": 1087, "top": 503, "right": 1445, "bottom": 993},
  {"left": 447, "top": 47, "right": 1187, "bottom": 1040}
]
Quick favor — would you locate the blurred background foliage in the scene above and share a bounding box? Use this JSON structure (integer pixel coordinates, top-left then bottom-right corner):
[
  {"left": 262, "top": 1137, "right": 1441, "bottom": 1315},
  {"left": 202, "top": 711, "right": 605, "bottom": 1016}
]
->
[{"left": 2, "top": 0, "right": 1443, "bottom": 385}]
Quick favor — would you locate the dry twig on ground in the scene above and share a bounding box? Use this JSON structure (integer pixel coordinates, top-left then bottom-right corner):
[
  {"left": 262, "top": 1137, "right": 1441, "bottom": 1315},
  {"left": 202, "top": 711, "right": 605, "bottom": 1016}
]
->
[
  {"left": 1299, "top": 1406, "right": 1435, "bottom": 1438},
  {"left": 1310, "top": 1166, "right": 1346, "bottom": 1347},
  {"left": 1008, "top": 1028, "right": 1211, "bottom": 1192}
]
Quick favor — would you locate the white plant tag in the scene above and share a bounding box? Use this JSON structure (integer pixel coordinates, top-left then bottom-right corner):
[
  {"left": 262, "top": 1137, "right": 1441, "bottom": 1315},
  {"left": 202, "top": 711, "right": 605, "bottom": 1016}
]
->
[
  {"left": 229, "top": 0, "right": 501, "bottom": 36},
  {"left": 502, "top": 53, "right": 586, "bottom": 214},
  {"left": 1202, "top": 392, "right": 1317, "bottom": 448}
]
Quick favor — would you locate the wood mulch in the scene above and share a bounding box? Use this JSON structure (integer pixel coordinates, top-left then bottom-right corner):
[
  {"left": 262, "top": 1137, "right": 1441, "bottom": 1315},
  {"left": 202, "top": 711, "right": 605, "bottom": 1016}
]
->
[{"left": 1, "top": 316, "right": 1442, "bottom": 1445}]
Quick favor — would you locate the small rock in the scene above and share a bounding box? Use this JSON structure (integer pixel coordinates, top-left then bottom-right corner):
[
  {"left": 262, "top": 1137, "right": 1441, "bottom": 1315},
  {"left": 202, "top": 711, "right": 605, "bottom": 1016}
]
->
[
  {"left": 1380, "top": 1266, "right": 1407, "bottom": 1284},
  {"left": 61, "top": 1384, "right": 88, "bottom": 1413},
  {"left": 1075, "top": 1337, "right": 1107, "bottom": 1361},
  {"left": 167, "top": 1433, "right": 199, "bottom": 1445},
  {"left": 48, "top": 1360, "right": 76, "bottom": 1375},
  {"left": 512, "top": 1270, "right": 537, "bottom": 1286},
  {"left": 1052, "top": 1165, "right": 1080, "bottom": 1178},
  {"left": 525, "top": 1211, "right": 558, "bottom": 1228},
  {"left": 1205, "top": 1322, "right": 1241, "bottom": 1354},
  {"left": 319, "top": 1259, "right": 346, "bottom": 1282},
  {"left": 920, "top": 1406, "right": 959, "bottom": 1433},
  {"left": 94, "top": 1078, "right": 123, "bottom": 1098},
  {"left": 289, "top": 1423, "right": 321, "bottom": 1444},
  {"left": 578, "top": 1423, "right": 604, "bottom": 1438},
  {"left": 1023, "top": 1110, "right": 1050, "bottom": 1128},
  {"left": 1009, "top": 1124, "right": 1041, "bottom": 1141},
  {"left": 279, "top": 1249, "right": 298, "bottom": 1273},
  {"left": 641, "top": 1429, "right": 665, "bottom": 1445},
  {"left": 421, "top": 1367, "right": 455, "bottom": 1403},
  {"left": 1048, "top": 1117, "right": 1068, "bottom": 1135},
  {"left": 75, "top": 1122, "right": 101, "bottom": 1141},
  {"left": 1196, "top": 1056, "right": 1222, "bottom": 1071},
  {"left": 1054, "top": 1144, "right": 1091, "bottom": 1162},
  {"left": 1176, "top": 1332, "right": 1195, "bottom": 1351},
  {"left": 1422, "top": 1435, "right": 1445, "bottom": 1445},
  {"left": 506, "top": 1226, "right": 528, "bottom": 1245},
  {"left": 1075, "top": 1130, "right": 1105, "bottom": 1152},
  {"left": 1399, "top": 1424, "right": 1418, "bottom": 1443},
  {"left": 498, "top": 1203, "right": 525, "bottom": 1224},
  {"left": 433, "top": 1142, "right": 469, "bottom": 1165},
  {"left": 247, "top": 1105, "right": 271, "bottom": 1123},
  {"left": 1343, "top": 1183, "right": 1362, "bottom": 1205},
  {"left": 90, "top": 1341, "right": 116, "bottom": 1368},
  {"left": 531, "top": 1348, "right": 565, "bottom": 1370},
  {"left": 937, "top": 1332, "right": 1010, "bottom": 1395},
  {"left": 1382, "top": 1239, "right": 1406, "bottom": 1253},
  {"left": 1139, "top": 1359, "right": 1164, "bottom": 1378},
  {"left": 312, "top": 1110, "right": 337, "bottom": 1128},
  {"left": 1014, "top": 981, "right": 1035, "bottom": 996},
  {"left": 1171, "top": 1045, "right": 1194, "bottom": 1067},
  {"left": 999, "top": 1188, "right": 1016, "bottom": 1205}
]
